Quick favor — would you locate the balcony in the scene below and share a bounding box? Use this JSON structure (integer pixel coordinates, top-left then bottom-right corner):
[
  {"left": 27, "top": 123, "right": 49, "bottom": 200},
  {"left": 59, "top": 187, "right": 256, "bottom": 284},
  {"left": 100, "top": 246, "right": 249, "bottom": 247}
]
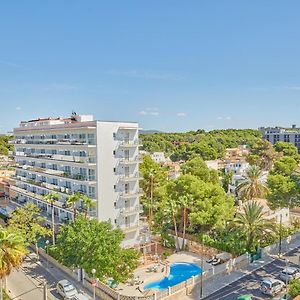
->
[
  {"left": 118, "top": 139, "right": 139, "bottom": 148},
  {"left": 10, "top": 185, "right": 69, "bottom": 211},
  {"left": 120, "top": 188, "right": 143, "bottom": 198},
  {"left": 13, "top": 175, "right": 96, "bottom": 200},
  {"left": 121, "top": 224, "right": 140, "bottom": 233},
  {"left": 14, "top": 152, "right": 96, "bottom": 165},
  {"left": 12, "top": 138, "right": 96, "bottom": 146},
  {"left": 119, "top": 205, "right": 143, "bottom": 216},
  {"left": 119, "top": 156, "right": 141, "bottom": 165},
  {"left": 119, "top": 173, "right": 140, "bottom": 182},
  {"left": 14, "top": 165, "right": 96, "bottom": 183}
]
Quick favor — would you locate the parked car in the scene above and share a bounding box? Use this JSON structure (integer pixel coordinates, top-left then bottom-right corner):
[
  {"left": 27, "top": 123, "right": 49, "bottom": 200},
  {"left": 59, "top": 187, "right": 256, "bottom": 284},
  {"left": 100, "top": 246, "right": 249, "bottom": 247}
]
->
[
  {"left": 56, "top": 279, "right": 78, "bottom": 299},
  {"left": 260, "top": 278, "right": 285, "bottom": 296},
  {"left": 279, "top": 267, "right": 300, "bottom": 282}
]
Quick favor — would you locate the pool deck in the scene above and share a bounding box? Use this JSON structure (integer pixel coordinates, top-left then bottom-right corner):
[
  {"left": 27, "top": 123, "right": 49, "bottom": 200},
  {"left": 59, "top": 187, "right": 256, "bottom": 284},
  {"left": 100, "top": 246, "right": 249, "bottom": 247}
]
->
[{"left": 115, "top": 251, "right": 212, "bottom": 297}]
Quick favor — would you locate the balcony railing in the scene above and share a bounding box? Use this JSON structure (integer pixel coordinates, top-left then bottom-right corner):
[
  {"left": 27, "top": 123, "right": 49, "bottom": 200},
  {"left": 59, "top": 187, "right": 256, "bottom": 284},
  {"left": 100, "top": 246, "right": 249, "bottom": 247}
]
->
[
  {"left": 119, "top": 173, "right": 140, "bottom": 181},
  {"left": 118, "top": 139, "right": 139, "bottom": 147},
  {"left": 10, "top": 186, "right": 69, "bottom": 210},
  {"left": 14, "top": 152, "right": 96, "bottom": 164},
  {"left": 120, "top": 188, "right": 143, "bottom": 198},
  {"left": 15, "top": 165, "right": 96, "bottom": 182},
  {"left": 12, "top": 139, "right": 96, "bottom": 146},
  {"left": 119, "top": 156, "right": 141, "bottom": 164},
  {"left": 119, "top": 205, "right": 143, "bottom": 216}
]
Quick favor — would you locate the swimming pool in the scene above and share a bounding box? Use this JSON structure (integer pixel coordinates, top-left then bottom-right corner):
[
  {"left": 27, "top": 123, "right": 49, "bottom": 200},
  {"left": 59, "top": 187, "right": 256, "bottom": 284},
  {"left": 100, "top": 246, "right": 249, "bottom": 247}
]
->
[{"left": 144, "top": 262, "right": 202, "bottom": 291}]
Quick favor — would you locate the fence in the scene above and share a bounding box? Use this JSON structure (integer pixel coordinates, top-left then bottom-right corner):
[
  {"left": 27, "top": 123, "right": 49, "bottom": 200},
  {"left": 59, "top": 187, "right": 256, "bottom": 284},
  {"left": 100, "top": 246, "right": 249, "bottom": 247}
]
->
[{"left": 35, "top": 232, "right": 300, "bottom": 300}]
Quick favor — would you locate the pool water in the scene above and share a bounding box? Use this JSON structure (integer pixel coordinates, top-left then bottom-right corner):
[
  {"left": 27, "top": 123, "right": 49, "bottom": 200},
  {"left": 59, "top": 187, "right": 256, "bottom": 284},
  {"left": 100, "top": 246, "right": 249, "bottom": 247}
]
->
[{"left": 144, "top": 262, "right": 202, "bottom": 291}]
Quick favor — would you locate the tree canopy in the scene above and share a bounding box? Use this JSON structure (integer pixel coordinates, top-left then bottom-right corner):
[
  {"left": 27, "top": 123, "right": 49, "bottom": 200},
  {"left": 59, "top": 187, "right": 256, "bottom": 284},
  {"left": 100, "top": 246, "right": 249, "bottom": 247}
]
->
[
  {"left": 51, "top": 216, "right": 139, "bottom": 283},
  {"left": 7, "top": 203, "right": 50, "bottom": 246}
]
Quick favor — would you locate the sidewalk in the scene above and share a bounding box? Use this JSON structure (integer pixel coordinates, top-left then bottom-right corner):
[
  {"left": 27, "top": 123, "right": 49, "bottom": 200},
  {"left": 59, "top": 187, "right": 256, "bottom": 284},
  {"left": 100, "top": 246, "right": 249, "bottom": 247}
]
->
[
  {"left": 6, "top": 254, "right": 57, "bottom": 300},
  {"left": 6, "top": 251, "right": 93, "bottom": 300},
  {"left": 186, "top": 235, "right": 300, "bottom": 299}
]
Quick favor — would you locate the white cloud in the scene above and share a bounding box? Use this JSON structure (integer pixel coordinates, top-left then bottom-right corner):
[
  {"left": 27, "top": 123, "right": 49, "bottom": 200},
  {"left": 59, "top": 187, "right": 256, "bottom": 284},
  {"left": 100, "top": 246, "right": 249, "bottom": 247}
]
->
[
  {"left": 16, "top": 106, "right": 21, "bottom": 111},
  {"left": 138, "top": 108, "right": 160, "bottom": 116},
  {"left": 217, "top": 116, "right": 232, "bottom": 121},
  {"left": 177, "top": 112, "right": 187, "bottom": 117}
]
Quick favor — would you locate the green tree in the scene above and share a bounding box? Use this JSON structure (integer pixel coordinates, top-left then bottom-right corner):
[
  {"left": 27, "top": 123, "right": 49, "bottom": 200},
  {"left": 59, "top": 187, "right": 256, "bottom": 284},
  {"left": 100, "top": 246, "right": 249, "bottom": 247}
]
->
[
  {"left": 7, "top": 203, "right": 50, "bottom": 258},
  {"left": 233, "top": 201, "right": 275, "bottom": 252},
  {"left": 164, "top": 175, "right": 234, "bottom": 233},
  {"left": 80, "top": 195, "right": 97, "bottom": 219},
  {"left": 267, "top": 174, "right": 300, "bottom": 209},
  {"left": 181, "top": 157, "right": 219, "bottom": 184},
  {"left": 43, "top": 192, "right": 60, "bottom": 245},
  {"left": 288, "top": 279, "right": 300, "bottom": 298},
  {"left": 66, "top": 192, "right": 82, "bottom": 219},
  {"left": 0, "top": 229, "right": 27, "bottom": 300},
  {"left": 140, "top": 156, "right": 167, "bottom": 223},
  {"left": 272, "top": 156, "right": 298, "bottom": 176},
  {"left": 247, "top": 140, "right": 278, "bottom": 170},
  {"left": 236, "top": 165, "right": 268, "bottom": 200},
  {"left": 52, "top": 216, "right": 139, "bottom": 283},
  {"left": 274, "top": 141, "right": 299, "bottom": 160}
]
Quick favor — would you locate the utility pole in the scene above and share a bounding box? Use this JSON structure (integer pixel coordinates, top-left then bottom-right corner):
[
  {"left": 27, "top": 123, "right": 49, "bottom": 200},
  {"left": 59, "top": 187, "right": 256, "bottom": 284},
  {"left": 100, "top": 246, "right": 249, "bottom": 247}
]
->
[
  {"left": 278, "top": 214, "right": 282, "bottom": 257},
  {"left": 200, "top": 234, "right": 204, "bottom": 299}
]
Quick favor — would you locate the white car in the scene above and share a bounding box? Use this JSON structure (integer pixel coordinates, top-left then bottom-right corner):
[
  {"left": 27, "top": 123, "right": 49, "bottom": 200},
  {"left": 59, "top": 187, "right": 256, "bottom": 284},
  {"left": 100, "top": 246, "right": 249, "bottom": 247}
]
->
[
  {"left": 260, "top": 277, "right": 285, "bottom": 296},
  {"left": 280, "top": 267, "right": 300, "bottom": 282},
  {"left": 56, "top": 279, "right": 78, "bottom": 299}
]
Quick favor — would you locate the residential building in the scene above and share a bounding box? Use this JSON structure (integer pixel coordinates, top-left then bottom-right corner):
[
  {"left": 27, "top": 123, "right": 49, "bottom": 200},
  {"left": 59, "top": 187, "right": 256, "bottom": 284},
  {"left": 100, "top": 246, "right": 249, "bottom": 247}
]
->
[
  {"left": 150, "top": 152, "right": 167, "bottom": 164},
  {"left": 260, "top": 125, "right": 300, "bottom": 152},
  {"left": 11, "top": 114, "right": 141, "bottom": 247},
  {"left": 205, "top": 160, "right": 222, "bottom": 170},
  {"left": 224, "top": 159, "right": 249, "bottom": 175}
]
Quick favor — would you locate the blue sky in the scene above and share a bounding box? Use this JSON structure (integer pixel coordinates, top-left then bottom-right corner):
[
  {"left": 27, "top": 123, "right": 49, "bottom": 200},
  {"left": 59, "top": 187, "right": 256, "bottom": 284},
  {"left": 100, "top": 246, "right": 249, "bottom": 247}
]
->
[{"left": 1, "top": 1, "right": 300, "bottom": 133}]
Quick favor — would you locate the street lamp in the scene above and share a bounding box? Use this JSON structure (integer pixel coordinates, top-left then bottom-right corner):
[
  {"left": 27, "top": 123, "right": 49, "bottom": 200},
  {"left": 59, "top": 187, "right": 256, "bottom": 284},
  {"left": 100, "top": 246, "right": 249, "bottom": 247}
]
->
[
  {"left": 45, "top": 240, "right": 49, "bottom": 269},
  {"left": 91, "top": 268, "right": 96, "bottom": 300},
  {"left": 278, "top": 214, "right": 283, "bottom": 257}
]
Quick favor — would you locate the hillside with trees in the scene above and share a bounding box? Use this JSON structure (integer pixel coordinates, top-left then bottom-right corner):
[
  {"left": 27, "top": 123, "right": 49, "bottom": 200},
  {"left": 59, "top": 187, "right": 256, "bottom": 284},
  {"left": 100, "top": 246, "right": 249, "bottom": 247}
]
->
[{"left": 140, "top": 129, "right": 262, "bottom": 161}]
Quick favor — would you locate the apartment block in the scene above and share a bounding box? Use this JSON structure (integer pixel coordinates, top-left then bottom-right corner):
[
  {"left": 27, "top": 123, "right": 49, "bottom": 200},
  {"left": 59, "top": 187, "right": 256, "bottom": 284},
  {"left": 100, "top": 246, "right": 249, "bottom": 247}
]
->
[
  {"left": 259, "top": 125, "right": 300, "bottom": 153},
  {"left": 11, "top": 114, "right": 141, "bottom": 247}
]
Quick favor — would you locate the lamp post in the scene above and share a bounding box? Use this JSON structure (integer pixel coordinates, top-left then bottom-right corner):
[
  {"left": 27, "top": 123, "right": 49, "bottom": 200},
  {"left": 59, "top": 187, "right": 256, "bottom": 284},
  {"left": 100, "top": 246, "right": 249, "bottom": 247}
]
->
[
  {"left": 45, "top": 240, "right": 49, "bottom": 269},
  {"left": 285, "top": 259, "right": 289, "bottom": 295},
  {"left": 200, "top": 234, "right": 204, "bottom": 299},
  {"left": 91, "top": 268, "right": 96, "bottom": 300}
]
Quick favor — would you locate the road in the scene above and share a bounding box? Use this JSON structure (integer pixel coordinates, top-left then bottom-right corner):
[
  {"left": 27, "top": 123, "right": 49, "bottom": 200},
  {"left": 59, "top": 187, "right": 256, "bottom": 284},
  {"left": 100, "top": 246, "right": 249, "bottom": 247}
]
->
[
  {"left": 203, "top": 247, "right": 300, "bottom": 300},
  {"left": 6, "top": 252, "right": 93, "bottom": 300}
]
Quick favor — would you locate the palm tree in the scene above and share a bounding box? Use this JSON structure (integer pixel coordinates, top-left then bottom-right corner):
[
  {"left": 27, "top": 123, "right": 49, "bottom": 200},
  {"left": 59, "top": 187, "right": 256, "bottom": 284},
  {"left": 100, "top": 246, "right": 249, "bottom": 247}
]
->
[
  {"left": 234, "top": 201, "right": 274, "bottom": 252},
  {"left": 81, "top": 195, "right": 97, "bottom": 219},
  {"left": 166, "top": 198, "right": 180, "bottom": 250},
  {"left": 43, "top": 192, "right": 60, "bottom": 245},
  {"left": 0, "top": 229, "right": 26, "bottom": 300},
  {"left": 66, "top": 192, "right": 81, "bottom": 219},
  {"left": 179, "top": 195, "right": 193, "bottom": 250},
  {"left": 236, "top": 165, "right": 268, "bottom": 200}
]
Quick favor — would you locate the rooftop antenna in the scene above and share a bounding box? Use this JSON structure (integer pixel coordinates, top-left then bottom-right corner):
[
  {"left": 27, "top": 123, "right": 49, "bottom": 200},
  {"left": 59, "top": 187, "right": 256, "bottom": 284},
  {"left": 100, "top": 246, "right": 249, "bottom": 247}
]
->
[{"left": 72, "top": 110, "right": 77, "bottom": 116}]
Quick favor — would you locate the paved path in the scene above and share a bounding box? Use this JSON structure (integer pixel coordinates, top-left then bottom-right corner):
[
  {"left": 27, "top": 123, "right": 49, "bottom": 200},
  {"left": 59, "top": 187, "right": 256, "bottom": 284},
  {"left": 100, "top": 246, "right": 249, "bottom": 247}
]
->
[{"left": 6, "top": 252, "right": 93, "bottom": 300}]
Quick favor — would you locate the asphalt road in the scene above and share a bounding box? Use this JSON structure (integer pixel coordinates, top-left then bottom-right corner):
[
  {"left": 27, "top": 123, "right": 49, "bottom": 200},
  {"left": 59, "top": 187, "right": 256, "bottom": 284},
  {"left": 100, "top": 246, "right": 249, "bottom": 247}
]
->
[{"left": 203, "top": 247, "right": 300, "bottom": 300}]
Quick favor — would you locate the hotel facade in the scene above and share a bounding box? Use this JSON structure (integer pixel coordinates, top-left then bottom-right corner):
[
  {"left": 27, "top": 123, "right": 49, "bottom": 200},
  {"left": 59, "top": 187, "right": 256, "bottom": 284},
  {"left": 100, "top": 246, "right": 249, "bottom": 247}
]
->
[{"left": 11, "top": 114, "right": 141, "bottom": 247}]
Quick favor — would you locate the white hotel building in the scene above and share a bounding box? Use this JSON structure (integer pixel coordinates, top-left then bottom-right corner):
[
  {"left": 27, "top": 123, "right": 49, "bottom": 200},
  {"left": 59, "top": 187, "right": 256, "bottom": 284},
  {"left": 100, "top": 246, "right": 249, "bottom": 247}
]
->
[{"left": 11, "top": 114, "right": 142, "bottom": 247}]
